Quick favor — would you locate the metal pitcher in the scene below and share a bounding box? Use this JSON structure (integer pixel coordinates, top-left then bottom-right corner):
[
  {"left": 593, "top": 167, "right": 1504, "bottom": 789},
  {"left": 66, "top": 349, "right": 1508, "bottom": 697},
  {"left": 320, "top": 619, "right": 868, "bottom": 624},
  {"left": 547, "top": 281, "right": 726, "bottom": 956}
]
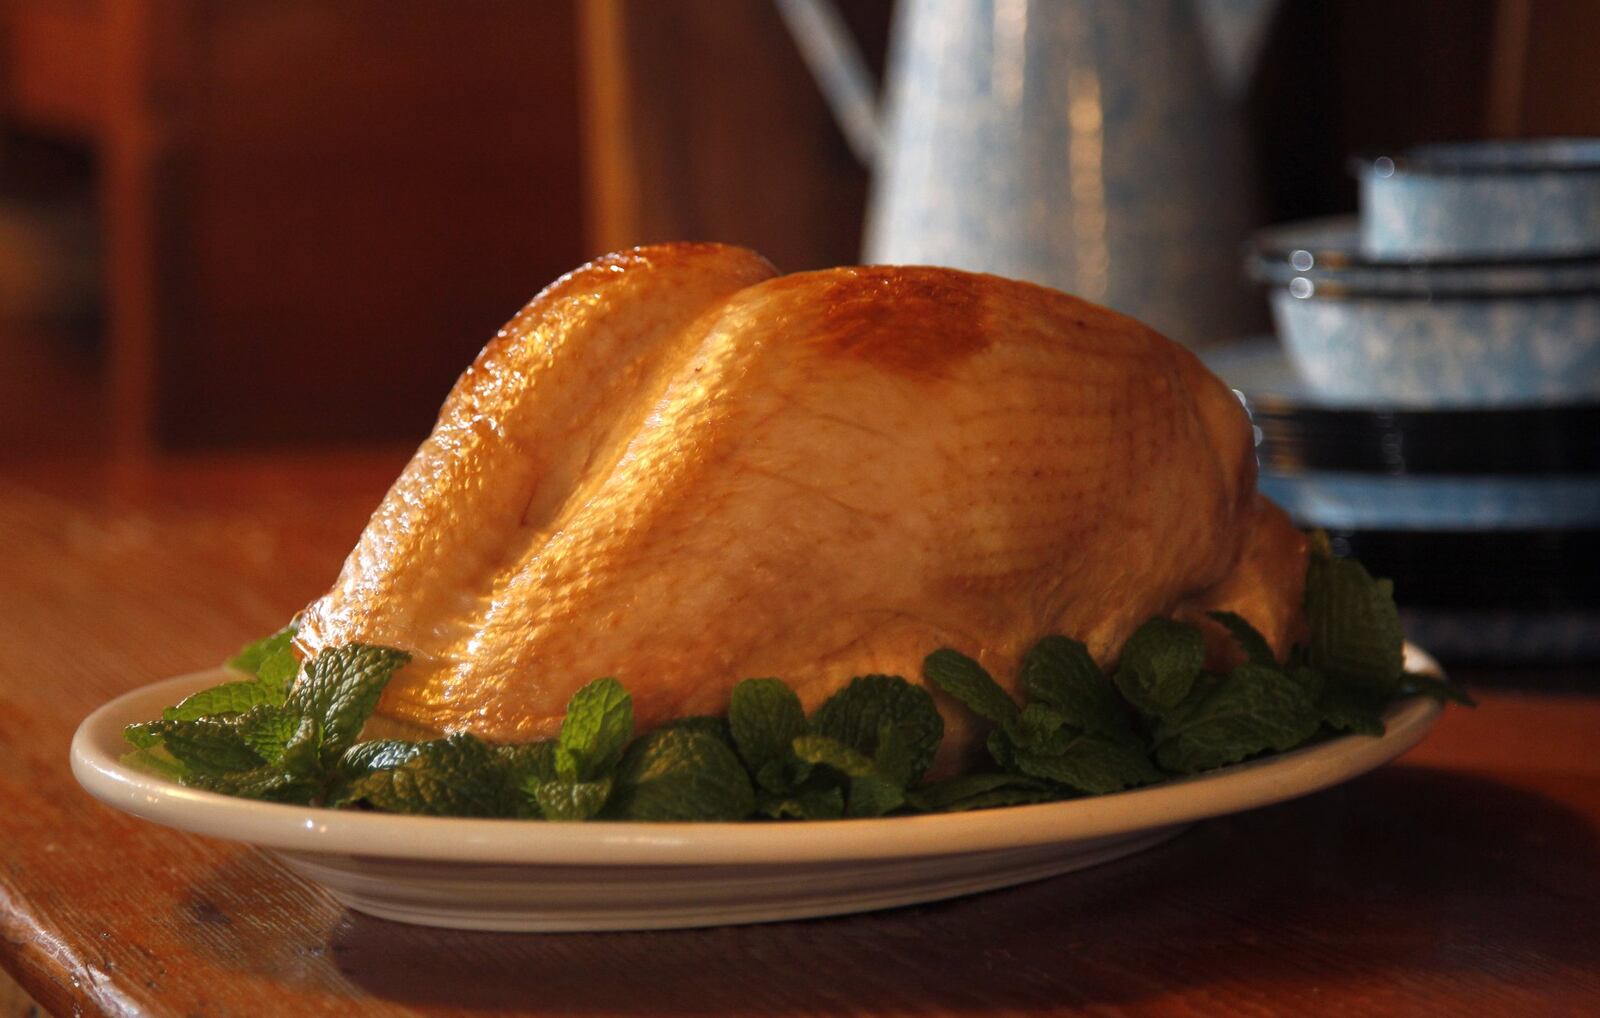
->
[{"left": 779, "top": 0, "right": 1277, "bottom": 346}]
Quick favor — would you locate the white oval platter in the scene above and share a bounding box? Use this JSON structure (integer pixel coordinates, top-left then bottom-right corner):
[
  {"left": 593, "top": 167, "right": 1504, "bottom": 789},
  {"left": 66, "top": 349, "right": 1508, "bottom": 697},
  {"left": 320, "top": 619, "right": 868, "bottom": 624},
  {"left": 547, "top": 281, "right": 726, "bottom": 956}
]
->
[{"left": 71, "top": 647, "right": 1444, "bottom": 931}]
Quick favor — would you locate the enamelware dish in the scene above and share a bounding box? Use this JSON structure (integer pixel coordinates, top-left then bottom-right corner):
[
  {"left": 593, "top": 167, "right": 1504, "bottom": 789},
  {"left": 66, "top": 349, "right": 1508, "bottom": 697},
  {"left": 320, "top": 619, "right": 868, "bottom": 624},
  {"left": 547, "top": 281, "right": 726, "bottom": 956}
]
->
[
  {"left": 1247, "top": 219, "right": 1600, "bottom": 407},
  {"left": 1355, "top": 139, "right": 1600, "bottom": 261}
]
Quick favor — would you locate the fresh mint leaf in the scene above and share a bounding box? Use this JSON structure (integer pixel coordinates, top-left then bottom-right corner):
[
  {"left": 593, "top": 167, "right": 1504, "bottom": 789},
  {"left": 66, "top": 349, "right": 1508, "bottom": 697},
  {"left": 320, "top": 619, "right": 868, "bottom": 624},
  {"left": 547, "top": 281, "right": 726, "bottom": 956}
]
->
[
  {"left": 791, "top": 733, "right": 876, "bottom": 776},
  {"left": 987, "top": 688, "right": 1160, "bottom": 796},
  {"left": 904, "top": 772, "right": 1052, "bottom": 811},
  {"left": 791, "top": 733, "right": 904, "bottom": 817},
  {"left": 553, "top": 745, "right": 582, "bottom": 783},
  {"left": 1306, "top": 553, "right": 1404, "bottom": 698},
  {"left": 228, "top": 624, "right": 299, "bottom": 699},
  {"left": 735, "top": 680, "right": 828, "bottom": 802},
  {"left": 256, "top": 652, "right": 300, "bottom": 701},
  {"left": 192, "top": 767, "right": 317, "bottom": 805},
  {"left": 236, "top": 704, "right": 305, "bottom": 764},
  {"left": 494, "top": 742, "right": 558, "bottom": 819},
  {"left": 340, "top": 738, "right": 423, "bottom": 778},
  {"left": 557, "top": 677, "right": 633, "bottom": 781},
  {"left": 338, "top": 733, "right": 511, "bottom": 817},
  {"left": 227, "top": 623, "right": 295, "bottom": 675},
  {"left": 799, "top": 677, "right": 944, "bottom": 814},
  {"left": 1012, "top": 732, "right": 1162, "bottom": 794},
  {"left": 728, "top": 678, "right": 805, "bottom": 773},
  {"left": 754, "top": 759, "right": 785, "bottom": 794},
  {"left": 986, "top": 726, "right": 1017, "bottom": 771},
  {"left": 870, "top": 720, "right": 921, "bottom": 788},
  {"left": 1284, "top": 664, "right": 1326, "bottom": 700},
  {"left": 288, "top": 644, "right": 411, "bottom": 763},
  {"left": 120, "top": 745, "right": 186, "bottom": 781},
  {"left": 533, "top": 776, "right": 614, "bottom": 821},
  {"left": 758, "top": 782, "right": 846, "bottom": 821},
  {"left": 1114, "top": 619, "right": 1206, "bottom": 716},
  {"left": 1154, "top": 663, "right": 1321, "bottom": 773},
  {"left": 1019, "top": 636, "right": 1130, "bottom": 739},
  {"left": 754, "top": 756, "right": 811, "bottom": 796},
  {"left": 1006, "top": 702, "right": 1075, "bottom": 754},
  {"left": 842, "top": 773, "right": 905, "bottom": 818},
  {"left": 811, "top": 674, "right": 943, "bottom": 783},
  {"left": 162, "top": 679, "right": 280, "bottom": 721},
  {"left": 923, "top": 650, "right": 1018, "bottom": 726},
  {"left": 130, "top": 718, "right": 264, "bottom": 777},
  {"left": 608, "top": 727, "right": 755, "bottom": 821},
  {"left": 495, "top": 740, "right": 557, "bottom": 783},
  {"left": 190, "top": 714, "right": 322, "bottom": 804},
  {"left": 1208, "top": 611, "right": 1277, "bottom": 666},
  {"left": 124, "top": 723, "right": 163, "bottom": 750},
  {"left": 1317, "top": 684, "right": 1386, "bottom": 737}
]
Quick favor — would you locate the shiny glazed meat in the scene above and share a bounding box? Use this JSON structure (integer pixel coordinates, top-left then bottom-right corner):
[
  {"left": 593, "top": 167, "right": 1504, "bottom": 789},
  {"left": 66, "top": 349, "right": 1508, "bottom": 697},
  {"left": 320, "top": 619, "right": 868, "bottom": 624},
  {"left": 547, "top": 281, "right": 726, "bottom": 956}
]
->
[{"left": 297, "top": 243, "right": 1308, "bottom": 772}]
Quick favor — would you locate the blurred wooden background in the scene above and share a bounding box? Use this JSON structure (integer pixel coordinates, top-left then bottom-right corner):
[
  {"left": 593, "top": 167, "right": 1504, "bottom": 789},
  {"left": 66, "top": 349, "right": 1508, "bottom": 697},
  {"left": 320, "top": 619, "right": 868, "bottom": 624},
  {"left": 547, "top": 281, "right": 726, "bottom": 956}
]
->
[{"left": 1, "top": 0, "right": 1598, "bottom": 454}]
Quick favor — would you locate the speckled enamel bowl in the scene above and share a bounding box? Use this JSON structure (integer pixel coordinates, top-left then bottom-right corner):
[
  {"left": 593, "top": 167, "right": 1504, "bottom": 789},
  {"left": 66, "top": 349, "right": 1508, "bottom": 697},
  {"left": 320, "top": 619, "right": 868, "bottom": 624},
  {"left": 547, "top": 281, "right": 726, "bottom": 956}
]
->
[
  {"left": 1355, "top": 139, "right": 1600, "bottom": 261},
  {"left": 1248, "top": 218, "right": 1600, "bottom": 407}
]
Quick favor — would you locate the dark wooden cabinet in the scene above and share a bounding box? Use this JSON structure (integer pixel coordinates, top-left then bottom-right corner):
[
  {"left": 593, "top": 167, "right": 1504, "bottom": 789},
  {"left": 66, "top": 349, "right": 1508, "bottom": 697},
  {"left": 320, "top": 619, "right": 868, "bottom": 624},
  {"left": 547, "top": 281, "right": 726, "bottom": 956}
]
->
[{"left": 5, "top": 0, "right": 587, "bottom": 449}]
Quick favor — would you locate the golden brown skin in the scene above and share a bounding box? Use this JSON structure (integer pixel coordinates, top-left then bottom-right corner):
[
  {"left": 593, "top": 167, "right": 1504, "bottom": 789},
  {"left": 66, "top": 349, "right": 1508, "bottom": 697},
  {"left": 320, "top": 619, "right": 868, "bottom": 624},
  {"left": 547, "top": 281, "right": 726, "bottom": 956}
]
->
[{"left": 297, "top": 243, "right": 1308, "bottom": 773}]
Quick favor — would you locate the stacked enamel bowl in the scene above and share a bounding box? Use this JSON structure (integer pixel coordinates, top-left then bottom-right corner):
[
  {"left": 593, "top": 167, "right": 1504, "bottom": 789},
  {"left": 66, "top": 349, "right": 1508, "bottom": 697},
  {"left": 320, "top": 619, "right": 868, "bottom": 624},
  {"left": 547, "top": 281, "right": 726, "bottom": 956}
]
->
[{"left": 1219, "top": 139, "right": 1600, "bottom": 661}]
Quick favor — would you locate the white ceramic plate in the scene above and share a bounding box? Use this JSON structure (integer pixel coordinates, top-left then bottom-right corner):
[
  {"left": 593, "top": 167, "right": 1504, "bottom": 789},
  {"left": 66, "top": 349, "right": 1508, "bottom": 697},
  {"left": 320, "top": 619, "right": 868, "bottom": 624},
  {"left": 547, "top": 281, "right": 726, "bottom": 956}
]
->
[{"left": 72, "top": 647, "right": 1444, "bottom": 931}]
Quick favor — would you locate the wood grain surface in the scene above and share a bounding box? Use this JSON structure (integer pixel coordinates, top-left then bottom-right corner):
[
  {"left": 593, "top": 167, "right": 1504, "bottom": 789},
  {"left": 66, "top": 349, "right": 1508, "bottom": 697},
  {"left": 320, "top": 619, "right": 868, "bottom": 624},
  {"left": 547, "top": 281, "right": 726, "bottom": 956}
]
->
[{"left": 1, "top": 453, "right": 1597, "bottom": 1017}]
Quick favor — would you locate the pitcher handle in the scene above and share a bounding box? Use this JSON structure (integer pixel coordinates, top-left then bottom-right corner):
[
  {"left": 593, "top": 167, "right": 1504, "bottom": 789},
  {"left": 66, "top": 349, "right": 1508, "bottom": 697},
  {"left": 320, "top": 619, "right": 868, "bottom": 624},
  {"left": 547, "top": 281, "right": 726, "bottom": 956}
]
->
[{"left": 774, "top": 0, "right": 882, "bottom": 165}]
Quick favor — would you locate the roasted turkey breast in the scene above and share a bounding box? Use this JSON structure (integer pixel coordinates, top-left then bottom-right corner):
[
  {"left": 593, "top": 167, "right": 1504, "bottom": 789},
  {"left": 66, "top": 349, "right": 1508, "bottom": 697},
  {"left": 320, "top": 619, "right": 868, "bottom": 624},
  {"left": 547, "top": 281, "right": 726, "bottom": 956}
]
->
[{"left": 297, "top": 243, "right": 1307, "bottom": 773}]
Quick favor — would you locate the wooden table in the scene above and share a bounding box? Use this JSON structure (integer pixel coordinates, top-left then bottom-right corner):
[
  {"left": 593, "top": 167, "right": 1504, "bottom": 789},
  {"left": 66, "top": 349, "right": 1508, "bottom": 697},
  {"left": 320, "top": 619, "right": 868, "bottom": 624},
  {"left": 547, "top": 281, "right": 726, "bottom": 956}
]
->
[{"left": 2, "top": 452, "right": 1597, "bottom": 1017}]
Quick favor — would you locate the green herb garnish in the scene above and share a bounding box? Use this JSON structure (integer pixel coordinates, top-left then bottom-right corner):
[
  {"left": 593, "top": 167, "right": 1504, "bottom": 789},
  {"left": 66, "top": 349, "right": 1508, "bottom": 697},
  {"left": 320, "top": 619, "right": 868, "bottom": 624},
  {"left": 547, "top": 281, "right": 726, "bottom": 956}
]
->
[{"left": 123, "top": 541, "right": 1471, "bottom": 820}]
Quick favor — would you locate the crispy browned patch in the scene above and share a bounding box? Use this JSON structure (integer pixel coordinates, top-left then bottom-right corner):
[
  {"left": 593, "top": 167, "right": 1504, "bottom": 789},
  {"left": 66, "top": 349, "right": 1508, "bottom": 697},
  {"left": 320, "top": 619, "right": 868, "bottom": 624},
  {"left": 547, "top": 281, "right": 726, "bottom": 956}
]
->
[{"left": 772, "top": 267, "right": 991, "bottom": 376}]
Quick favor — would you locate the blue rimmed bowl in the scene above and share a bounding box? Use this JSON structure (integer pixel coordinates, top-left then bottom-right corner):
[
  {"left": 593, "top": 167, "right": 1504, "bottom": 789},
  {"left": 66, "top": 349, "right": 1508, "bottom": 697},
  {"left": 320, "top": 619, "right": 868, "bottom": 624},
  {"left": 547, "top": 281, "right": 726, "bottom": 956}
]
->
[
  {"left": 1247, "top": 217, "right": 1600, "bottom": 407},
  {"left": 1355, "top": 138, "right": 1600, "bottom": 261}
]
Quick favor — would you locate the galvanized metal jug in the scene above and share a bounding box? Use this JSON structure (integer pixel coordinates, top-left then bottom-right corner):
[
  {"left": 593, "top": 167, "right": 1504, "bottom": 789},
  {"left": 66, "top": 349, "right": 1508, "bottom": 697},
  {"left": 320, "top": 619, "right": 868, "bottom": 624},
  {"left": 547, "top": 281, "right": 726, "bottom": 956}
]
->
[{"left": 780, "top": 0, "right": 1277, "bottom": 346}]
